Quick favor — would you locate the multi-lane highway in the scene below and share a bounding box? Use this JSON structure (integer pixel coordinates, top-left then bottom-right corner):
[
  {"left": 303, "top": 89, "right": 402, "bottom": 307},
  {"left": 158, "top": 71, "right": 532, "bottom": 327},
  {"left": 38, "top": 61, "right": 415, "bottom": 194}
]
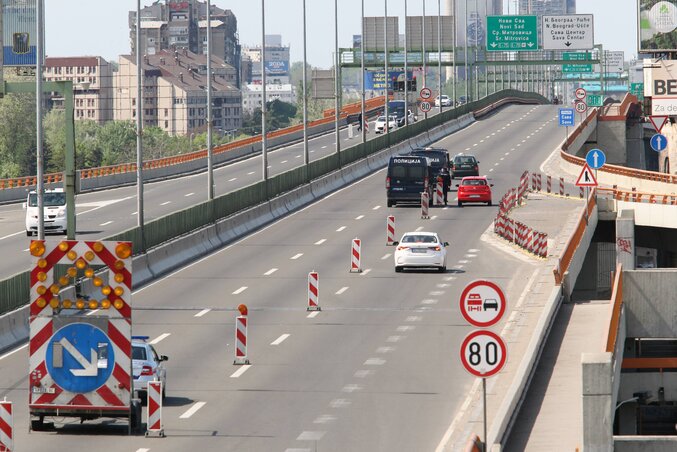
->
[{"left": 0, "top": 104, "right": 572, "bottom": 451}]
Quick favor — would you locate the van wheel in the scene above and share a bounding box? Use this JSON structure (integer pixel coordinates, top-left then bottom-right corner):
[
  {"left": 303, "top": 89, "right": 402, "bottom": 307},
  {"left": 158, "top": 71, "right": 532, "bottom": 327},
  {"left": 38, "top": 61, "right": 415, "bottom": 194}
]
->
[
  {"left": 458, "top": 201, "right": 463, "bottom": 207},
  {"left": 26, "top": 231, "right": 32, "bottom": 237},
  {"left": 395, "top": 266, "right": 403, "bottom": 273},
  {"left": 387, "top": 200, "right": 394, "bottom": 207},
  {"left": 486, "top": 200, "right": 492, "bottom": 206},
  {"left": 438, "top": 266, "right": 446, "bottom": 273}
]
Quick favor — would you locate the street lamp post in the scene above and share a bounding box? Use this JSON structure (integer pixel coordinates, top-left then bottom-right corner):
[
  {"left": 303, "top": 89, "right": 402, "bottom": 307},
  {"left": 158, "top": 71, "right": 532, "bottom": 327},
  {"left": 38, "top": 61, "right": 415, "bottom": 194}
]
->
[
  {"left": 404, "top": 0, "right": 409, "bottom": 125},
  {"left": 207, "top": 0, "right": 214, "bottom": 200},
  {"left": 136, "top": 0, "right": 144, "bottom": 247},
  {"left": 334, "top": 0, "right": 341, "bottom": 155},
  {"left": 437, "top": 0, "right": 442, "bottom": 114},
  {"left": 36, "top": 0, "right": 44, "bottom": 239},
  {"left": 384, "top": 0, "right": 389, "bottom": 134},
  {"left": 360, "top": 0, "right": 366, "bottom": 142},
  {"left": 261, "top": 0, "right": 268, "bottom": 187},
  {"left": 302, "top": 0, "right": 310, "bottom": 173}
]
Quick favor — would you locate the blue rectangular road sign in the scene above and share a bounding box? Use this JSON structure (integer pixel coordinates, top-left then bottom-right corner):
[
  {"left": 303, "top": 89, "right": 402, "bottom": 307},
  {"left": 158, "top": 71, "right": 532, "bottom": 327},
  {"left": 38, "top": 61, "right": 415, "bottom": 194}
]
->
[{"left": 559, "top": 108, "right": 575, "bottom": 126}]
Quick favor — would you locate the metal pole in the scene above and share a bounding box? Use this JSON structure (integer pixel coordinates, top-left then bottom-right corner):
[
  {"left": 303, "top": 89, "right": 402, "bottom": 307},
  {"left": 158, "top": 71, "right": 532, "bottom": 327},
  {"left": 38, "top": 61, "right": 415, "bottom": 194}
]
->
[
  {"left": 452, "top": 0, "right": 456, "bottom": 105},
  {"left": 404, "top": 0, "right": 409, "bottom": 125},
  {"left": 36, "top": 0, "right": 44, "bottom": 240},
  {"left": 303, "top": 0, "right": 310, "bottom": 170},
  {"left": 483, "top": 377, "right": 488, "bottom": 452},
  {"left": 207, "top": 0, "right": 214, "bottom": 200},
  {"left": 464, "top": 0, "right": 468, "bottom": 101},
  {"left": 261, "top": 0, "right": 268, "bottom": 185},
  {"left": 474, "top": 0, "right": 478, "bottom": 99},
  {"left": 422, "top": 0, "right": 426, "bottom": 91},
  {"left": 384, "top": 0, "right": 389, "bottom": 133},
  {"left": 335, "top": 0, "right": 342, "bottom": 148},
  {"left": 437, "top": 0, "right": 442, "bottom": 114},
  {"left": 361, "top": 0, "right": 366, "bottom": 142},
  {"left": 136, "top": 0, "right": 144, "bottom": 245}
]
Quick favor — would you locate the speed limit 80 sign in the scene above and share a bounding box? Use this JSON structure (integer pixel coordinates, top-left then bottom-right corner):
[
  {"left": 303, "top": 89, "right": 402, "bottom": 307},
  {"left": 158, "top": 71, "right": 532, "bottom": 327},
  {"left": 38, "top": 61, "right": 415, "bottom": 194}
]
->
[{"left": 460, "top": 330, "right": 507, "bottom": 378}]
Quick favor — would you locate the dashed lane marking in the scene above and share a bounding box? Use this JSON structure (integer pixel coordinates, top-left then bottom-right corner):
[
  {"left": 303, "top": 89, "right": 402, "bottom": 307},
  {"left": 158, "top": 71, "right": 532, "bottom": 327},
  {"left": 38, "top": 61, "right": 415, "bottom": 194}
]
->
[
  {"left": 365, "top": 358, "right": 386, "bottom": 365},
  {"left": 355, "top": 215, "right": 364, "bottom": 220},
  {"left": 100, "top": 221, "right": 113, "bottom": 226},
  {"left": 354, "top": 370, "right": 374, "bottom": 378},
  {"left": 264, "top": 268, "right": 278, "bottom": 276},
  {"left": 372, "top": 205, "right": 381, "bottom": 210},
  {"left": 381, "top": 253, "right": 392, "bottom": 260},
  {"left": 329, "top": 399, "right": 351, "bottom": 408},
  {"left": 315, "top": 239, "right": 327, "bottom": 245},
  {"left": 232, "top": 286, "right": 248, "bottom": 295},
  {"left": 406, "top": 316, "right": 422, "bottom": 322},
  {"left": 179, "top": 401, "right": 206, "bottom": 419},
  {"left": 387, "top": 335, "right": 404, "bottom": 342},
  {"left": 228, "top": 177, "right": 237, "bottom": 182},
  {"left": 185, "top": 192, "right": 194, "bottom": 197},
  {"left": 314, "top": 415, "right": 337, "bottom": 424},
  {"left": 281, "top": 160, "right": 288, "bottom": 164},
  {"left": 335, "top": 287, "right": 349, "bottom": 295},
  {"left": 271, "top": 334, "right": 290, "bottom": 345},
  {"left": 150, "top": 333, "right": 170, "bottom": 344},
  {"left": 290, "top": 253, "right": 303, "bottom": 260},
  {"left": 247, "top": 171, "right": 255, "bottom": 175},
  {"left": 361, "top": 269, "right": 372, "bottom": 276},
  {"left": 307, "top": 311, "right": 320, "bottom": 319},
  {"left": 194, "top": 308, "right": 210, "bottom": 317},
  {"left": 229, "top": 365, "right": 251, "bottom": 378},
  {"left": 336, "top": 226, "right": 346, "bottom": 232},
  {"left": 160, "top": 201, "right": 171, "bottom": 206}
]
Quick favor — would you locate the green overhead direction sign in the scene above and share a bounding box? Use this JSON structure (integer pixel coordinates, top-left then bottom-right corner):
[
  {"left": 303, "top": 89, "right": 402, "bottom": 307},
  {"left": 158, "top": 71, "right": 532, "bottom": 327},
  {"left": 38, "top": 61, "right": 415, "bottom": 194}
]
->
[
  {"left": 487, "top": 15, "right": 538, "bottom": 51},
  {"left": 586, "top": 94, "right": 603, "bottom": 107},
  {"left": 630, "top": 83, "right": 644, "bottom": 100},
  {"left": 562, "top": 52, "right": 593, "bottom": 73}
]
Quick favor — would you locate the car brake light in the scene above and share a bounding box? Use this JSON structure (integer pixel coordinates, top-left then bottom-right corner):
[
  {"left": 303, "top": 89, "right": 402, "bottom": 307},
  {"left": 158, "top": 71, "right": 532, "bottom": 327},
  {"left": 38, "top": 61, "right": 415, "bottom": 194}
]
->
[
  {"left": 474, "top": 165, "right": 478, "bottom": 171},
  {"left": 397, "top": 245, "right": 409, "bottom": 250},
  {"left": 386, "top": 176, "right": 390, "bottom": 189},
  {"left": 429, "top": 246, "right": 441, "bottom": 251},
  {"left": 140, "top": 365, "right": 153, "bottom": 376}
]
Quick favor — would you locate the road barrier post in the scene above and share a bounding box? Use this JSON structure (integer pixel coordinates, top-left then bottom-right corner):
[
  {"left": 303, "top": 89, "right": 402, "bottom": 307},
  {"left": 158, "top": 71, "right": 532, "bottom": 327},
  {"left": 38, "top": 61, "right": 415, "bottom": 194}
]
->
[
  {"left": 435, "top": 179, "right": 444, "bottom": 206},
  {"left": 145, "top": 381, "right": 164, "bottom": 438},
  {"left": 540, "top": 232, "right": 548, "bottom": 258},
  {"left": 421, "top": 192, "right": 430, "bottom": 219},
  {"left": 307, "top": 271, "right": 320, "bottom": 311},
  {"left": 559, "top": 177, "right": 564, "bottom": 196},
  {"left": 386, "top": 216, "right": 396, "bottom": 246},
  {"left": 579, "top": 187, "right": 584, "bottom": 199},
  {"left": 547, "top": 175, "right": 552, "bottom": 193},
  {"left": 350, "top": 238, "right": 362, "bottom": 273},
  {"left": 0, "top": 400, "right": 12, "bottom": 451},
  {"left": 234, "top": 314, "right": 249, "bottom": 365}
]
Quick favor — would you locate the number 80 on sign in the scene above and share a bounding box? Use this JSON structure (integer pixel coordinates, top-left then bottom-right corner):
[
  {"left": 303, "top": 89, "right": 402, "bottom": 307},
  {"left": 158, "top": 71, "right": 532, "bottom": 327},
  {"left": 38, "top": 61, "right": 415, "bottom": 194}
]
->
[{"left": 460, "top": 330, "right": 507, "bottom": 378}]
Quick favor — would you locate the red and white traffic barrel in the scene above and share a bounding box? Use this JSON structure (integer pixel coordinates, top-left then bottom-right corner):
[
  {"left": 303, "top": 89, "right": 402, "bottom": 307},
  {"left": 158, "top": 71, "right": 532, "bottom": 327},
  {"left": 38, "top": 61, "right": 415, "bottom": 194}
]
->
[
  {"left": 145, "top": 381, "right": 164, "bottom": 437},
  {"left": 234, "top": 312, "right": 249, "bottom": 365},
  {"left": 421, "top": 192, "right": 430, "bottom": 219},
  {"left": 386, "top": 215, "right": 395, "bottom": 246},
  {"left": 350, "top": 238, "right": 362, "bottom": 273},
  {"left": 0, "top": 400, "right": 12, "bottom": 451},
  {"left": 308, "top": 271, "right": 320, "bottom": 311}
]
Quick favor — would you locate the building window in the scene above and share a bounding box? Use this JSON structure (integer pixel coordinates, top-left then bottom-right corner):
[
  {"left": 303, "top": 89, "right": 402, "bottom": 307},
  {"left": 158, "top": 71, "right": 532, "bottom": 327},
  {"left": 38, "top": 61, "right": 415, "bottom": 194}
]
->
[
  {"left": 164, "top": 120, "right": 168, "bottom": 128},
  {"left": 165, "top": 109, "right": 168, "bottom": 117}
]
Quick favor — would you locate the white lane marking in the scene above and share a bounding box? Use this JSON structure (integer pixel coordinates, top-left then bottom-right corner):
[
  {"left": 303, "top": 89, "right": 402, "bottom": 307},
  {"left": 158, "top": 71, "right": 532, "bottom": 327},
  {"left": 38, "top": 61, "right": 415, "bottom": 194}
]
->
[
  {"left": 406, "top": 316, "right": 422, "bottom": 322},
  {"left": 232, "top": 286, "right": 248, "bottom": 295},
  {"left": 494, "top": 163, "right": 499, "bottom": 166},
  {"left": 516, "top": 143, "right": 521, "bottom": 147},
  {"left": 436, "top": 284, "right": 450, "bottom": 288},
  {"left": 488, "top": 169, "right": 494, "bottom": 172},
  {"left": 505, "top": 152, "right": 510, "bottom": 156},
  {"left": 342, "top": 384, "right": 363, "bottom": 393},
  {"left": 307, "top": 311, "right": 320, "bottom": 319},
  {"left": 290, "top": 253, "right": 303, "bottom": 260},
  {"left": 377, "top": 346, "right": 394, "bottom": 353},
  {"left": 0, "top": 231, "right": 23, "bottom": 241},
  {"left": 372, "top": 205, "right": 381, "bottom": 210},
  {"left": 314, "top": 239, "right": 327, "bottom": 245},
  {"left": 160, "top": 201, "right": 171, "bottom": 206},
  {"left": 335, "top": 287, "right": 349, "bottom": 295},
  {"left": 271, "top": 334, "right": 290, "bottom": 346},
  {"left": 100, "top": 220, "right": 113, "bottom": 226},
  {"left": 330, "top": 399, "right": 351, "bottom": 408},
  {"left": 298, "top": 431, "right": 326, "bottom": 441},
  {"left": 445, "top": 276, "right": 457, "bottom": 281},
  {"left": 314, "top": 415, "right": 337, "bottom": 424},
  {"left": 150, "top": 333, "right": 170, "bottom": 345},
  {"left": 354, "top": 370, "right": 374, "bottom": 378},
  {"left": 229, "top": 365, "right": 251, "bottom": 379},
  {"left": 310, "top": 150, "right": 315, "bottom": 153},
  {"left": 195, "top": 308, "right": 211, "bottom": 317},
  {"left": 296, "top": 155, "right": 302, "bottom": 158},
  {"left": 247, "top": 171, "right": 255, "bottom": 175},
  {"left": 86, "top": 309, "right": 99, "bottom": 316},
  {"left": 465, "top": 254, "right": 477, "bottom": 258},
  {"left": 422, "top": 299, "right": 438, "bottom": 305},
  {"left": 336, "top": 226, "right": 346, "bottom": 232},
  {"left": 429, "top": 291, "right": 445, "bottom": 296},
  {"left": 464, "top": 147, "right": 471, "bottom": 151},
  {"left": 228, "top": 177, "right": 237, "bottom": 182},
  {"left": 387, "top": 335, "right": 404, "bottom": 342},
  {"left": 281, "top": 160, "right": 288, "bottom": 164},
  {"left": 0, "top": 343, "right": 28, "bottom": 361},
  {"left": 267, "top": 165, "right": 272, "bottom": 169},
  {"left": 365, "top": 358, "right": 386, "bottom": 365},
  {"left": 321, "top": 145, "right": 327, "bottom": 149},
  {"left": 458, "top": 260, "right": 469, "bottom": 264},
  {"left": 180, "top": 402, "right": 207, "bottom": 419},
  {"left": 185, "top": 192, "right": 195, "bottom": 197},
  {"left": 136, "top": 449, "right": 150, "bottom": 452},
  {"left": 480, "top": 139, "right": 485, "bottom": 143},
  {"left": 415, "top": 226, "right": 424, "bottom": 232},
  {"left": 355, "top": 215, "right": 364, "bottom": 220},
  {"left": 264, "top": 268, "right": 278, "bottom": 276},
  {"left": 453, "top": 264, "right": 464, "bottom": 269},
  {"left": 381, "top": 253, "right": 392, "bottom": 260},
  {"left": 472, "top": 143, "right": 478, "bottom": 147},
  {"left": 361, "top": 268, "right": 372, "bottom": 276},
  {"left": 396, "top": 326, "right": 415, "bottom": 332}
]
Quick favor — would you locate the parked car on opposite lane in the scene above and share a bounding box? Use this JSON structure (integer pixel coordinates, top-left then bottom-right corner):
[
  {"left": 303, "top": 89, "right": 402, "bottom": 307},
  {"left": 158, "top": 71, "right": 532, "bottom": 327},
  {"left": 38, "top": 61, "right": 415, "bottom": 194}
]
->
[
  {"left": 393, "top": 231, "right": 448, "bottom": 272},
  {"left": 451, "top": 153, "right": 480, "bottom": 179},
  {"left": 456, "top": 176, "right": 493, "bottom": 206}
]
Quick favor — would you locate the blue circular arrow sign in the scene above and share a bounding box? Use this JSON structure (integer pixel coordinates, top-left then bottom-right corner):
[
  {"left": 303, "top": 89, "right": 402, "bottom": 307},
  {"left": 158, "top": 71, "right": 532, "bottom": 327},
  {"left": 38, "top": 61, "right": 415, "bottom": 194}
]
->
[
  {"left": 46, "top": 323, "right": 114, "bottom": 393},
  {"left": 586, "top": 149, "right": 606, "bottom": 169},
  {"left": 650, "top": 134, "right": 668, "bottom": 152}
]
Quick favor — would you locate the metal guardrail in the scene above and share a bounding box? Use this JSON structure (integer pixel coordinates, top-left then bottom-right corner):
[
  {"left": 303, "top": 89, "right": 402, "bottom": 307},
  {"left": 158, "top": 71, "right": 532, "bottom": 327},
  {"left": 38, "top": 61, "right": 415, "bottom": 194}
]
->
[{"left": 0, "top": 90, "right": 547, "bottom": 316}]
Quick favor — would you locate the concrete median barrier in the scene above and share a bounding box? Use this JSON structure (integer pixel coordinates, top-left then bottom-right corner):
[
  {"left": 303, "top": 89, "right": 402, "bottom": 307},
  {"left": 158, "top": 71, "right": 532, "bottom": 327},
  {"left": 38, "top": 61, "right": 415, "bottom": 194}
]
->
[{"left": 0, "top": 306, "right": 29, "bottom": 353}]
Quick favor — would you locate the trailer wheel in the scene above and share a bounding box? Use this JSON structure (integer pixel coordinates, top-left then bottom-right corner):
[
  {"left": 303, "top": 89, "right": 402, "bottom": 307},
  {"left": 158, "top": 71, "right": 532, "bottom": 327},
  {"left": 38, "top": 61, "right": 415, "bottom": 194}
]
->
[{"left": 130, "top": 399, "right": 142, "bottom": 434}]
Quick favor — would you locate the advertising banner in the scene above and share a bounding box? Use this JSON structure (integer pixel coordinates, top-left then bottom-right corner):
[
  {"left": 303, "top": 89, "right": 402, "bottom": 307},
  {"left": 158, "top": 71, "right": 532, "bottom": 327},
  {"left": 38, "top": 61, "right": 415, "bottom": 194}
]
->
[
  {"left": 639, "top": 0, "right": 677, "bottom": 51},
  {"left": 3, "top": 0, "right": 39, "bottom": 67},
  {"left": 264, "top": 60, "right": 289, "bottom": 75}
]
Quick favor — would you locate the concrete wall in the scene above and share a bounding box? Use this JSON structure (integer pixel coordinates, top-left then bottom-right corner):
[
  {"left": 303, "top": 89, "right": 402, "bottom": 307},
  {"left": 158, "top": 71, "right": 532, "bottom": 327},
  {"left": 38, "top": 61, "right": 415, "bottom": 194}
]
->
[
  {"left": 615, "top": 437, "right": 677, "bottom": 452},
  {"left": 562, "top": 204, "right": 599, "bottom": 301},
  {"left": 582, "top": 351, "right": 614, "bottom": 452},
  {"left": 595, "top": 120, "right": 628, "bottom": 165},
  {"left": 616, "top": 210, "right": 635, "bottom": 270},
  {"left": 622, "top": 269, "right": 677, "bottom": 338},
  {"left": 626, "top": 123, "right": 646, "bottom": 170},
  {"left": 616, "top": 201, "right": 677, "bottom": 229}
]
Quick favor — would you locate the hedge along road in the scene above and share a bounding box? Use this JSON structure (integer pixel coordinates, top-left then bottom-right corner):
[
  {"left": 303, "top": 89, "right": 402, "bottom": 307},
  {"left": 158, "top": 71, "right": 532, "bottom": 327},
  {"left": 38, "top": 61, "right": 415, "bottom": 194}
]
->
[{"left": 0, "top": 104, "right": 570, "bottom": 451}]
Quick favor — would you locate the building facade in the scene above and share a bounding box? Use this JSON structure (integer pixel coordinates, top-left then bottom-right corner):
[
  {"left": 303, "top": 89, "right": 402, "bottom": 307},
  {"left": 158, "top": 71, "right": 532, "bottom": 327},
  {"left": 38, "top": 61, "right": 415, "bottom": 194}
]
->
[
  {"left": 43, "top": 56, "right": 114, "bottom": 124},
  {"left": 241, "top": 83, "right": 296, "bottom": 114},
  {"left": 129, "top": 0, "right": 241, "bottom": 87},
  {"left": 114, "top": 48, "right": 241, "bottom": 136},
  {"left": 241, "top": 34, "right": 291, "bottom": 85}
]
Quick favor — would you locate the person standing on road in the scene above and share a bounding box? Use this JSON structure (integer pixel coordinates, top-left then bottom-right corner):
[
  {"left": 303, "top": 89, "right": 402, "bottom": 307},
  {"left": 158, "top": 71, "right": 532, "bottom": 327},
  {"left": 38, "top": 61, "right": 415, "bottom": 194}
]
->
[{"left": 357, "top": 113, "right": 363, "bottom": 132}]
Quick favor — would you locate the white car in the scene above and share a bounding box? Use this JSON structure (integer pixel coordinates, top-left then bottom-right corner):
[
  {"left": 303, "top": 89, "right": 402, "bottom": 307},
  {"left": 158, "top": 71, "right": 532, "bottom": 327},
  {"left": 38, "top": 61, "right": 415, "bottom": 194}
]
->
[
  {"left": 396, "top": 109, "right": 418, "bottom": 127},
  {"left": 23, "top": 188, "right": 67, "bottom": 236},
  {"left": 393, "top": 232, "right": 448, "bottom": 272},
  {"left": 374, "top": 115, "right": 397, "bottom": 134},
  {"left": 434, "top": 95, "right": 452, "bottom": 107},
  {"left": 131, "top": 337, "right": 169, "bottom": 399}
]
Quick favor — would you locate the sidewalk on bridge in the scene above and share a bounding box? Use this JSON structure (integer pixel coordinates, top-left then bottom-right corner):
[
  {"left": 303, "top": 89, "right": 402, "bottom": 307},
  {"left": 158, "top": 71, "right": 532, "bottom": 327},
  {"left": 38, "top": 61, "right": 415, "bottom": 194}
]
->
[{"left": 444, "top": 192, "right": 587, "bottom": 450}]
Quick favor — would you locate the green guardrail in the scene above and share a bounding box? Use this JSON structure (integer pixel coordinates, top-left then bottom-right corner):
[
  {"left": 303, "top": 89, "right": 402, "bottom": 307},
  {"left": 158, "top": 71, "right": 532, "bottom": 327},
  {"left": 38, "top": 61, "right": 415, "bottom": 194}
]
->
[{"left": 1, "top": 90, "right": 547, "bottom": 316}]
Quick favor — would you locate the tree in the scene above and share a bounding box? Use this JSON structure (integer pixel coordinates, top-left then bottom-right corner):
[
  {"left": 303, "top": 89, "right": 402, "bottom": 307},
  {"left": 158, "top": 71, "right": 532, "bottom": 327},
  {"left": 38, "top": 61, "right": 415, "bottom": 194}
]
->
[
  {"left": 43, "top": 109, "right": 66, "bottom": 173},
  {"left": 75, "top": 120, "right": 103, "bottom": 168},
  {"left": 0, "top": 93, "right": 36, "bottom": 177},
  {"left": 97, "top": 121, "right": 137, "bottom": 166}
]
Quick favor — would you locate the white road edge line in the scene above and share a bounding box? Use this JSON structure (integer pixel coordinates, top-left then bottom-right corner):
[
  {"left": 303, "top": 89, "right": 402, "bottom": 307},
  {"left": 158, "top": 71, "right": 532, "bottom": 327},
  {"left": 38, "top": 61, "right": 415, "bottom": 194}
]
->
[
  {"left": 271, "top": 334, "right": 290, "bottom": 345},
  {"left": 150, "top": 333, "right": 170, "bottom": 345},
  {"left": 179, "top": 401, "right": 207, "bottom": 418},
  {"left": 0, "top": 343, "right": 28, "bottom": 361}
]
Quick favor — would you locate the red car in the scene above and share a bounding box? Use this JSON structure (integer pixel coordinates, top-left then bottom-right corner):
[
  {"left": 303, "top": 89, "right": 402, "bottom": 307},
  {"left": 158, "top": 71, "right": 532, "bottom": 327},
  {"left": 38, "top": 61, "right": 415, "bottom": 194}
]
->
[{"left": 456, "top": 176, "right": 493, "bottom": 207}]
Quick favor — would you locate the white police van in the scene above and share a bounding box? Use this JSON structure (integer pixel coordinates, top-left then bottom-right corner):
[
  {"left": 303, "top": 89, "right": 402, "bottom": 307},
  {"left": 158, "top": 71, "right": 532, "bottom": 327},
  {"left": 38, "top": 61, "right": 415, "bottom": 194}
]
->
[{"left": 23, "top": 188, "right": 68, "bottom": 236}]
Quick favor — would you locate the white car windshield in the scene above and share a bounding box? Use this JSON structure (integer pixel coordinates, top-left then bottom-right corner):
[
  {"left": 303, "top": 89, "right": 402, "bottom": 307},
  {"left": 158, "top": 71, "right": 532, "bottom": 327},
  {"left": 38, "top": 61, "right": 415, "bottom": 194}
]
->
[
  {"left": 377, "top": 116, "right": 386, "bottom": 122},
  {"left": 402, "top": 235, "right": 438, "bottom": 244}
]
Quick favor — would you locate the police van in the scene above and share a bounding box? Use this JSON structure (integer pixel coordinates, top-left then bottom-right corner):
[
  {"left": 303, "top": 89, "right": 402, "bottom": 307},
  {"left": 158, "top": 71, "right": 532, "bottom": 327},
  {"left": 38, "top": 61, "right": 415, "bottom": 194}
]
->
[
  {"left": 23, "top": 188, "right": 68, "bottom": 236},
  {"left": 386, "top": 155, "right": 434, "bottom": 207}
]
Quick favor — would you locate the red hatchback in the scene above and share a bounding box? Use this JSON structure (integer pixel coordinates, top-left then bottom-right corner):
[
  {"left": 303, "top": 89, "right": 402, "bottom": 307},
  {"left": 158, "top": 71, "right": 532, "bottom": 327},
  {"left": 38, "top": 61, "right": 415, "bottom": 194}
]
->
[{"left": 456, "top": 176, "right": 493, "bottom": 206}]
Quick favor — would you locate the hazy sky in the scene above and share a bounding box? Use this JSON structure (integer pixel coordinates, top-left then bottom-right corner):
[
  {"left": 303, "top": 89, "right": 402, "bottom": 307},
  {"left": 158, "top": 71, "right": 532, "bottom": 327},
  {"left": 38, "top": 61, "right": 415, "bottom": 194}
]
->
[{"left": 45, "top": 0, "right": 638, "bottom": 68}]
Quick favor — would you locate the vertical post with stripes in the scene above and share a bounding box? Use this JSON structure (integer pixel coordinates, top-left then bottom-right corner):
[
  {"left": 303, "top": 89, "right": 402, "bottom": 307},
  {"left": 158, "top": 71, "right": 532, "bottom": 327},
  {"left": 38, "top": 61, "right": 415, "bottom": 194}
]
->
[
  {"left": 234, "top": 304, "right": 249, "bottom": 365},
  {"left": 386, "top": 215, "right": 395, "bottom": 246},
  {"left": 547, "top": 175, "right": 552, "bottom": 193},
  {"left": 435, "top": 179, "right": 444, "bottom": 205},
  {"left": 559, "top": 177, "right": 564, "bottom": 196},
  {"left": 350, "top": 238, "right": 362, "bottom": 273},
  {"left": 421, "top": 192, "right": 430, "bottom": 219},
  {"left": 307, "top": 271, "right": 320, "bottom": 311},
  {"left": 145, "top": 381, "right": 164, "bottom": 437},
  {"left": 0, "top": 400, "right": 12, "bottom": 452}
]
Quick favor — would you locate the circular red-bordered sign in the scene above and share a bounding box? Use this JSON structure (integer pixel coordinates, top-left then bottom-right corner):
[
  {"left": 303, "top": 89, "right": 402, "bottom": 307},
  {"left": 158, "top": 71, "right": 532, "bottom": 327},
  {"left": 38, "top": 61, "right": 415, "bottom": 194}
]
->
[
  {"left": 459, "top": 330, "right": 507, "bottom": 378},
  {"left": 575, "top": 87, "right": 586, "bottom": 100},
  {"left": 459, "top": 280, "right": 507, "bottom": 328},
  {"left": 574, "top": 100, "right": 587, "bottom": 113},
  {"left": 420, "top": 87, "right": 432, "bottom": 99}
]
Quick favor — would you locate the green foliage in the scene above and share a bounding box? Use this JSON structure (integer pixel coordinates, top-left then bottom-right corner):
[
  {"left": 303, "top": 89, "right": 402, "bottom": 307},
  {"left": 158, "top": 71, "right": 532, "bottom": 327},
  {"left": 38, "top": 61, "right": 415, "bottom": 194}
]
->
[{"left": 0, "top": 92, "right": 36, "bottom": 177}]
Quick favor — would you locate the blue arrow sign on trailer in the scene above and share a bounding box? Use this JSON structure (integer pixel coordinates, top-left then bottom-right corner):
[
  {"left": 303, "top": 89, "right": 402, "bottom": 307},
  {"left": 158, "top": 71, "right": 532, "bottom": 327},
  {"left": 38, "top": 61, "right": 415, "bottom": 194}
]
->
[
  {"left": 650, "top": 134, "right": 668, "bottom": 152},
  {"left": 586, "top": 148, "right": 606, "bottom": 169}
]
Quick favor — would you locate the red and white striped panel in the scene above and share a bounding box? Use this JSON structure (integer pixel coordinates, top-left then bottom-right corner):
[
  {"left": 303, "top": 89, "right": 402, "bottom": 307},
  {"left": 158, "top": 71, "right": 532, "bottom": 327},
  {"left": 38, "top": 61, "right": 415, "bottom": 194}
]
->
[
  {"left": 532, "top": 231, "right": 542, "bottom": 256},
  {"left": 531, "top": 173, "right": 537, "bottom": 191},
  {"left": 147, "top": 381, "right": 163, "bottom": 434},
  {"left": 434, "top": 181, "right": 444, "bottom": 206},
  {"left": 234, "top": 315, "right": 248, "bottom": 365},
  {"left": 0, "top": 401, "right": 12, "bottom": 452},
  {"left": 386, "top": 216, "right": 395, "bottom": 246},
  {"left": 536, "top": 174, "right": 542, "bottom": 191},
  {"left": 29, "top": 318, "right": 131, "bottom": 410},
  {"left": 524, "top": 228, "right": 533, "bottom": 253},
  {"left": 505, "top": 217, "right": 514, "bottom": 242},
  {"left": 539, "top": 233, "right": 548, "bottom": 258},
  {"left": 421, "top": 192, "right": 430, "bottom": 219},
  {"left": 350, "top": 238, "right": 362, "bottom": 272},
  {"left": 308, "top": 271, "right": 320, "bottom": 311},
  {"left": 559, "top": 177, "right": 564, "bottom": 196},
  {"left": 547, "top": 175, "right": 552, "bottom": 193}
]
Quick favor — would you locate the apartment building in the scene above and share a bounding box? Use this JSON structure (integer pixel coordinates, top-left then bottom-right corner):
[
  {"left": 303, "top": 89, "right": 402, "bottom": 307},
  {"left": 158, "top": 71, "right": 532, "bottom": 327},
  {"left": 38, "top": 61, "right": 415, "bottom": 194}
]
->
[
  {"left": 43, "top": 56, "right": 114, "bottom": 124},
  {"left": 114, "top": 48, "right": 241, "bottom": 136},
  {"left": 242, "top": 83, "right": 296, "bottom": 114}
]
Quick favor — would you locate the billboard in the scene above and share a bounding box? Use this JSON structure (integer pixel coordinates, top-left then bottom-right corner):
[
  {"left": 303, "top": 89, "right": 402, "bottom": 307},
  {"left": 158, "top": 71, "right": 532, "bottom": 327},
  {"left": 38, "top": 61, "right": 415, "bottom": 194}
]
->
[
  {"left": 365, "top": 70, "right": 409, "bottom": 90},
  {"left": 264, "top": 60, "right": 289, "bottom": 75},
  {"left": 3, "top": 0, "right": 39, "bottom": 67},
  {"left": 639, "top": 0, "right": 677, "bottom": 52}
]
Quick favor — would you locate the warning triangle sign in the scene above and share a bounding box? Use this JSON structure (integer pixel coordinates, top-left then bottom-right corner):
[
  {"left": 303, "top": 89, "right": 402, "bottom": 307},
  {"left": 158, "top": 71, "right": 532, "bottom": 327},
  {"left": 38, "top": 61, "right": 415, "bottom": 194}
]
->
[
  {"left": 649, "top": 115, "right": 668, "bottom": 133},
  {"left": 575, "top": 163, "right": 598, "bottom": 187}
]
